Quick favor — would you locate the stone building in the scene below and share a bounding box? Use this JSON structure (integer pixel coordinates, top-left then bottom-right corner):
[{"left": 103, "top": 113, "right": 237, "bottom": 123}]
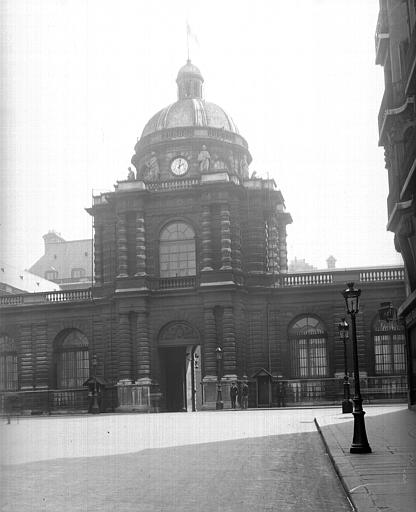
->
[
  {"left": 29, "top": 231, "right": 92, "bottom": 290},
  {"left": 0, "top": 60, "right": 408, "bottom": 414},
  {"left": 375, "top": 0, "right": 416, "bottom": 408}
]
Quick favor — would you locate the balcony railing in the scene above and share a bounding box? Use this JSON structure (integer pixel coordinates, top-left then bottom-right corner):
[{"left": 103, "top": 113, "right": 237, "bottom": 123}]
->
[
  {"left": 0, "top": 288, "right": 92, "bottom": 306},
  {"left": 146, "top": 178, "right": 200, "bottom": 192},
  {"left": 151, "top": 275, "right": 197, "bottom": 290}
]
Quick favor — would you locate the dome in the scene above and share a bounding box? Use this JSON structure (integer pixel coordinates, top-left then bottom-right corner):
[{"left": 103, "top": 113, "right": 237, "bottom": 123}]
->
[
  {"left": 140, "top": 60, "right": 240, "bottom": 139},
  {"left": 141, "top": 99, "right": 239, "bottom": 138}
]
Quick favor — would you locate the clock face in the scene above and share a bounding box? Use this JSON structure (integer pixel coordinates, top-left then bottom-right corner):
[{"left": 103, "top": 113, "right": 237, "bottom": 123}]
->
[{"left": 171, "top": 157, "right": 189, "bottom": 176}]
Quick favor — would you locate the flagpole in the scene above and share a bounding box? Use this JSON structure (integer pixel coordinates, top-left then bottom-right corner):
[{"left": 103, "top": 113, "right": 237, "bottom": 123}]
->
[{"left": 187, "top": 22, "right": 190, "bottom": 61}]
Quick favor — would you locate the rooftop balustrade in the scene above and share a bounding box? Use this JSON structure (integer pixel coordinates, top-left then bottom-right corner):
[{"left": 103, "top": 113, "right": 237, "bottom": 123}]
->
[
  {"left": 0, "top": 266, "right": 404, "bottom": 307},
  {"left": 0, "top": 288, "right": 92, "bottom": 307},
  {"left": 276, "top": 266, "right": 404, "bottom": 288}
]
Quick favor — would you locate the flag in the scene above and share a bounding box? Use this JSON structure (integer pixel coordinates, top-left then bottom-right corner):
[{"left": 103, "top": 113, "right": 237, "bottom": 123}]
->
[{"left": 186, "top": 21, "right": 199, "bottom": 47}]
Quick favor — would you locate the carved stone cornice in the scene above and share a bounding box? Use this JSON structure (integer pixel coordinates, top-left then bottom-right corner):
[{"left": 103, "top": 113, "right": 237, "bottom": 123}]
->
[{"left": 379, "top": 96, "right": 415, "bottom": 146}]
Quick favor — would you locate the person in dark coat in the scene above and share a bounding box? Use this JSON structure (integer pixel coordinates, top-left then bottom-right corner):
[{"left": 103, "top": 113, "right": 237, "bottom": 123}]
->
[
  {"left": 241, "top": 381, "right": 249, "bottom": 409},
  {"left": 230, "top": 382, "right": 238, "bottom": 409}
]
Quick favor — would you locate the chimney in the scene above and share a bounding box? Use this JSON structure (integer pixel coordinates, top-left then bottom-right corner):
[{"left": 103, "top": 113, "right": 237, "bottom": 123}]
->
[
  {"left": 43, "top": 231, "right": 65, "bottom": 250},
  {"left": 326, "top": 255, "right": 336, "bottom": 270}
]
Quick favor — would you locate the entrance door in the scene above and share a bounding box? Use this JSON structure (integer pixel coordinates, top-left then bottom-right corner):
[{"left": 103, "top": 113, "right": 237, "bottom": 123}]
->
[
  {"left": 257, "top": 376, "right": 271, "bottom": 407},
  {"left": 160, "top": 347, "right": 186, "bottom": 412}
]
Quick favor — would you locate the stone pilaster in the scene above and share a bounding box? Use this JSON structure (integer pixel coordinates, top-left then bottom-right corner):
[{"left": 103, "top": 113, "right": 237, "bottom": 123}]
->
[
  {"left": 117, "top": 313, "right": 131, "bottom": 381},
  {"left": 268, "top": 218, "right": 279, "bottom": 274},
  {"left": 34, "top": 323, "right": 48, "bottom": 388},
  {"left": 220, "top": 204, "right": 232, "bottom": 270},
  {"left": 19, "top": 325, "right": 34, "bottom": 389},
  {"left": 203, "top": 307, "right": 217, "bottom": 377},
  {"left": 117, "top": 214, "right": 128, "bottom": 277},
  {"left": 231, "top": 206, "right": 242, "bottom": 272},
  {"left": 201, "top": 205, "right": 213, "bottom": 271},
  {"left": 136, "top": 312, "right": 151, "bottom": 381},
  {"left": 135, "top": 212, "right": 146, "bottom": 276},
  {"left": 94, "top": 223, "right": 103, "bottom": 284},
  {"left": 222, "top": 306, "right": 237, "bottom": 378},
  {"left": 278, "top": 225, "right": 288, "bottom": 272},
  {"left": 247, "top": 212, "right": 265, "bottom": 273}
]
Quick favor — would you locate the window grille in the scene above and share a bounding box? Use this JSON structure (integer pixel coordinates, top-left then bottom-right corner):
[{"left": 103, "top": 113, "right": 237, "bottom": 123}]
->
[
  {"left": 0, "top": 335, "right": 18, "bottom": 391},
  {"left": 373, "top": 318, "right": 406, "bottom": 375},
  {"left": 289, "top": 316, "right": 328, "bottom": 378},
  {"left": 159, "top": 222, "right": 196, "bottom": 277},
  {"left": 56, "top": 330, "right": 89, "bottom": 388}
]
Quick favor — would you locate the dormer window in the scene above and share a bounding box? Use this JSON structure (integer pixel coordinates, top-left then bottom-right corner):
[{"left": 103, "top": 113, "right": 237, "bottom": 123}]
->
[
  {"left": 45, "top": 270, "right": 58, "bottom": 280},
  {"left": 71, "top": 268, "right": 86, "bottom": 279}
]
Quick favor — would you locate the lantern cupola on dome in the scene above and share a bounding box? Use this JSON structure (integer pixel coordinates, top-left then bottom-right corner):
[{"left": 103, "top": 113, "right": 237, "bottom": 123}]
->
[{"left": 176, "top": 59, "right": 204, "bottom": 100}]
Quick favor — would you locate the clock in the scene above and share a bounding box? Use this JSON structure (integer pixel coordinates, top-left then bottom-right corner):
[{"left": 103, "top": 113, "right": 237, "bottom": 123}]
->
[{"left": 171, "top": 157, "right": 189, "bottom": 176}]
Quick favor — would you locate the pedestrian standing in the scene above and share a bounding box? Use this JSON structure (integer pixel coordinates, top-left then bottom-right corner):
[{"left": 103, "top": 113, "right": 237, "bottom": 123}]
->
[
  {"left": 241, "top": 381, "right": 249, "bottom": 409},
  {"left": 230, "top": 382, "right": 238, "bottom": 409}
]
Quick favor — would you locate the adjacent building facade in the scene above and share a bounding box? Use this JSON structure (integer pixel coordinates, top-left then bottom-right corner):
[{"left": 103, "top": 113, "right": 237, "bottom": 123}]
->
[
  {"left": 375, "top": 0, "right": 416, "bottom": 408},
  {"left": 29, "top": 231, "right": 92, "bottom": 290},
  {"left": 0, "top": 60, "right": 408, "bottom": 414}
]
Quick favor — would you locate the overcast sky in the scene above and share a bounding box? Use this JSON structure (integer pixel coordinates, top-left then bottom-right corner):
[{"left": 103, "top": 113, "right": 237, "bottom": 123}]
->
[{"left": 1, "top": 0, "right": 403, "bottom": 272}]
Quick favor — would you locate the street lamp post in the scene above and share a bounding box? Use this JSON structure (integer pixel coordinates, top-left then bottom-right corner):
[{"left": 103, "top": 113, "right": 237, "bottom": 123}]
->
[
  {"left": 216, "top": 347, "right": 223, "bottom": 410},
  {"left": 91, "top": 354, "right": 100, "bottom": 414},
  {"left": 338, "top": 318, "right": 353, "bottom": 414},
  {"left": 341, "top": 282, "right": 371, "bottom": 453}
]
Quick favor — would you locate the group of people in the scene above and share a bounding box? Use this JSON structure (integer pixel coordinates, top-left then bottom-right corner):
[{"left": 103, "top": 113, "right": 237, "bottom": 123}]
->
[{"left": 230, "top": 381, "right": 249, "bottom": 409}]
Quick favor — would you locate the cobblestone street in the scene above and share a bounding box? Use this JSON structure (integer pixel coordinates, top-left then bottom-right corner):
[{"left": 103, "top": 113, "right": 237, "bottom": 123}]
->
[{"left": 1, "top": 406, "right": 405, "bottom": 512}]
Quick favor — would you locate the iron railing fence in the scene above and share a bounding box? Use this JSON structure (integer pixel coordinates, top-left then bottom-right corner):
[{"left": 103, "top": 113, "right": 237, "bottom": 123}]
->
[{"left": 273, "top": 375, "right": 407, "bottom": 406}]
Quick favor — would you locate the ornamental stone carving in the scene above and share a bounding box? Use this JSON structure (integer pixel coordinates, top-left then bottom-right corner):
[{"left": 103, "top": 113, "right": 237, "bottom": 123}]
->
[{"left": 159, "top": 322, "right": 199, "bottom": 346}]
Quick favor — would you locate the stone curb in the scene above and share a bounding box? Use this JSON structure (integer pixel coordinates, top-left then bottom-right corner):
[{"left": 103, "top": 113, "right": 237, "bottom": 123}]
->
[{"left": 314, "top": 418, "right": 378, "bottom": 512}]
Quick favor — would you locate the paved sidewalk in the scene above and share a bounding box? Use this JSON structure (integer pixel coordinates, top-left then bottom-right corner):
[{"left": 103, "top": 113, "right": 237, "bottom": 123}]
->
[{"left": 315, "top": 406, "right": 416, "bottom": 512}]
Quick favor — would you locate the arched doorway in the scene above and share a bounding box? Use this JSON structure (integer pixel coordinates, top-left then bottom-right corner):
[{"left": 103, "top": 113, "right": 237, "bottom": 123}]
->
[{"left": 158, "top": 322, "right": 201, "bottom": 412}]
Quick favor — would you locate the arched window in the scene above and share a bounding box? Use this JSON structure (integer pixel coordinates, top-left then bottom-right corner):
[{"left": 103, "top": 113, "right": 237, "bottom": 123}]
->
[
  {"left": 289, "top": 316, "right": 328, "bottom": 378},
  {"left": 55, "top": 330, "right": 89, "bottom": 389},
  {"left": 159, "top": 222, "right": 196, "bottom": 278},
  {"left": 0, "top": 335, "right": 18, "bottom": 391},
  {"left": 373, "top": 318, "right": 406, "bottom": 375}
]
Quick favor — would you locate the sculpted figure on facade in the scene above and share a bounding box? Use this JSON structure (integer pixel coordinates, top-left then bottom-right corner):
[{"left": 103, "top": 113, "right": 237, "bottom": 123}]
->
[
  {"left": 198, "top": 145, "right": 211, "bottom": 172},
  {"left": 146, "top": 152, "right": 160, "bottom": 180},
  {"left": 240, "top": 154, "right": 249, "bottom": 179},
  {"left": 127, "top": 167, "right": 135, "bottom": 181}
]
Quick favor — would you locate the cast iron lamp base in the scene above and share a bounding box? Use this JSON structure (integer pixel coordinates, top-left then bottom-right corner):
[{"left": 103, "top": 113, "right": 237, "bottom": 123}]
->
[
  {"left": 342, "top": 399, "right": 353, "bottom": 414},
  {"left": 350, "top": 410, "right": 372, "bottom": 453}
]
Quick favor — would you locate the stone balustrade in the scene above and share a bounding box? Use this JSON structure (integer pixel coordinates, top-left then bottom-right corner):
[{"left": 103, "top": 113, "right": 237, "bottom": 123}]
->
[
  {"left": 146, "top": 178, "right": 200, "bottom": 191},
  {"left": 278, "top": 266, "right": 404, "bottom": 287},
  {"left": 153, "top": 276, "right": 197, "bottom": 290},
  {"left": 0, "top": 288, "right": 92, "bottom": 306},
  {"left": 0, "top": 266, "right": 404, "bottom": 307}
]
